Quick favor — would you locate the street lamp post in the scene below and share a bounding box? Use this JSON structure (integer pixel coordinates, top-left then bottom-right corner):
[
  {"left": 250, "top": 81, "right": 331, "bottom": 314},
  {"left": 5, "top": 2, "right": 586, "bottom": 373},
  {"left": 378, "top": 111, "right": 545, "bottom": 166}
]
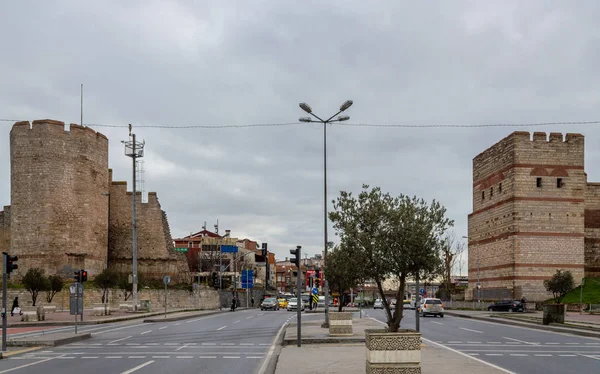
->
[{"left": 298, "top": 100, "right": 353, "bottom": 328}]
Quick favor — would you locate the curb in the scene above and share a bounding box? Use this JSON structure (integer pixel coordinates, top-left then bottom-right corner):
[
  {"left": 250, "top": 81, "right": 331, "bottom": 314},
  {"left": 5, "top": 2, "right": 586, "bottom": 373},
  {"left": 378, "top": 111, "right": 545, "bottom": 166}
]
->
[
  {"left": 260, "top": 321, "right": 288, "bottom": 374},
  {"left": 445, "top": 312, "right": 600, "bottom": 338},
  {"left": 0, "top": 346, "right": 44, "bottom": 359},
  {"left": 7, "top": 333, "right": 92, "bottom": 347},
  {"left": 5, "top": 309, "right": 207, "bottom": 327}
]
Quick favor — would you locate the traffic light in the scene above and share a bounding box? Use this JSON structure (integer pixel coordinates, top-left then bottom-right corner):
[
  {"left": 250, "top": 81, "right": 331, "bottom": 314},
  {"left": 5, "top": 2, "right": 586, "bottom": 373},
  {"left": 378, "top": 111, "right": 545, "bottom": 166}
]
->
[
  {"left": 289, "top": 245, "right": 301, "bottom": 268},
  {"left": 6, "top": 254, "right": 18, "bottom": 275},
  {"left": 81, "top": 269, "right": 88, "bottom": 282},
  {"left": 261, "top": 243, "right": 268, "bottom": 257},
  {"left": 212, "top": 272, "right": 218, "bottom": 288},
  {"left": 74, "top": 270, "right": 81, "bottom": 282}
]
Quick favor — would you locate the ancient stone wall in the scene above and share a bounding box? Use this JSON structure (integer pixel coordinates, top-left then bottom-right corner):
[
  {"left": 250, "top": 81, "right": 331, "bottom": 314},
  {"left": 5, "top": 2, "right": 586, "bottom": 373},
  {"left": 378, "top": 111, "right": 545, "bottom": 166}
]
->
[
  {"left": 0, "top": 206, "right": 10, "bottom": 261},
  {"left": 108, "top": 170, "right": 190, "bottom": 282},
  {"left": 9, "top": 120, "right": 109, "bottom": 278},
  {"left": 468, "top": 132, "right": 586, "bottom": 301},
  {"left": 584, "top": 183, "right": 600, "bottom": 277}
]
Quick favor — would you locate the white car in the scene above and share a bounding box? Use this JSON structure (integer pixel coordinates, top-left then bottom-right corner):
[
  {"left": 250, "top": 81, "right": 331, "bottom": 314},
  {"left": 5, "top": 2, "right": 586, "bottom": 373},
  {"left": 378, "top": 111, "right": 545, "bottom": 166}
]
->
[
  {"left": 419, "top": 298, "right": 444, "bottom": 318},
  {"left": 287, "top": 297, "right": 305, "bottom": 311}
]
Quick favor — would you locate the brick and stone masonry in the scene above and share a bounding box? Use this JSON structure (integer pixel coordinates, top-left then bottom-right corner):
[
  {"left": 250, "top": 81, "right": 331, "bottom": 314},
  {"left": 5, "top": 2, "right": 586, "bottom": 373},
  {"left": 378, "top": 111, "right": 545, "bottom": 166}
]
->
[
  {"left": 467, "top": 131, "right": 600, "bottom": 301},
  {"left": 0, "top": 120, "right": 189, "bottom": 282}
]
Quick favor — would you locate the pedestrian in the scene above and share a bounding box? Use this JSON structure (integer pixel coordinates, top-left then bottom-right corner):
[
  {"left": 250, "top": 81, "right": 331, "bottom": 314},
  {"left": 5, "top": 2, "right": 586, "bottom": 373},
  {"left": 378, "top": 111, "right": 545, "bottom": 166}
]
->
[
  {"left": 520, "top": 296, "right": 527, "bottom": 311},
  {"left": 251, "top": 296, "right": 255, "bottom": 308},
  {"left": 10, "top": 296, "right": 19, "bottom": 316}
]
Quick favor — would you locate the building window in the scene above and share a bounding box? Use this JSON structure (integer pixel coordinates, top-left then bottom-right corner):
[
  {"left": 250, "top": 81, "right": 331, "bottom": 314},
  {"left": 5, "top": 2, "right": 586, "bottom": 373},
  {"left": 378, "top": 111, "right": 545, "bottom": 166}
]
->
[
  {"left": 557, "top": 178, "right": 563, "bottom": 188},
  {"left": 499, "top": 183, "right": 502, "bottom": 193},
  {"left": 536, "top": 177, "right": 542, "bottom": 188},
  {"left": 490, "top": 187, "right": 493, "bottom": 197},
  {"left": 481, "top": 191, "right": 485, "bottom": 201}
]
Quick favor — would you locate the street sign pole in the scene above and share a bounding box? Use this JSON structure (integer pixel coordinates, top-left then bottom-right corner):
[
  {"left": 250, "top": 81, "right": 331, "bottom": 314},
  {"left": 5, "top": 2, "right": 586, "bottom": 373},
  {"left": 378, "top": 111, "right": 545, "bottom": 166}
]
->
[
  {"left": 163, "top": 276, "right": 171, "bottom": 319},
  {"left": 75, "top": 286, "right": 79, "bottom": 334},
  {"left": 415, "top": 274, "right": 420, "bottom": 333}
]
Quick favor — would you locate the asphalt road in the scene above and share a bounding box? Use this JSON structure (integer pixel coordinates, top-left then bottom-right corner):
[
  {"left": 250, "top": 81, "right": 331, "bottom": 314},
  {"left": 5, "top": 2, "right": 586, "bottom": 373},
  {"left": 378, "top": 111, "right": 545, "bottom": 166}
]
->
[
  {"left": 366, "top": 308, "right": 600, "bottom": 374},
  {"left": 0, "top": 308, "right": 302, "bottom": 374}
]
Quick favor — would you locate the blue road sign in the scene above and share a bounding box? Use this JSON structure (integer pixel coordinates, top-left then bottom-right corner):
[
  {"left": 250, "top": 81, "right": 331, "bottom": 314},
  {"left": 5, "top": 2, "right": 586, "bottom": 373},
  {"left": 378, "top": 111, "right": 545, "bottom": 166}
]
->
[
  {"left": 419, "top": 288, "right": 424, "bottom": 294},
  {"left": 221, "top": 245, "right": 238, "bottom": 253},
  {"left": 312, "top": 287, "right": 318, "bottom": 295},
  {"left": 241, "top": 269, "right": 254, "bottom": 289}
]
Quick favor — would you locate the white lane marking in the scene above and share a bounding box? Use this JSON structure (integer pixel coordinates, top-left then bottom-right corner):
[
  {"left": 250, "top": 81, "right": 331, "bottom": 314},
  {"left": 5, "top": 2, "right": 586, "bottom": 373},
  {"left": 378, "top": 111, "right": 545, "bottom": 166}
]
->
[
  {"left": 159, "top": 326, "right": 168, "bottom": 330},
  {"left": 175, "top": 344, "right": 190, "bottom": 351},
  {"left": 246, "top": 316, "right": 254, "bottom": 319},
  {"left": 559, "top": 354, "right": 577, "bottom": 357},
  {"left": 217, "top": 326, "right": 227, "bottom": 331},
  {"left": 259, "top": 343, "right": 270, "bottom": 346},
  {"left": 233, "top": 320, "right": 241, "bottom": 324},
  {"left": 510, "top": 354, "right": 528, "bottom": 356},
  {"left": 147, "top": 343, "right": 158, "bottom": 346},
  {"left": 152, "top": 356, "right": 170, "bottom": 358},
  {"left": 535, "top": 354, "right": 552, "bottom": 357},
  {"left": 126, "top": 343, "right": 140, "bottom": 346},
  {"left": 96, "top": 323, "right": 146, "bottom": 335},
  {"left": 56, "top": 357, "right": 75, "bottom": 359},
  {"left": 202, "top": 343, "right": 216, "bottom": 346},
  {"left": 247, "top": 356, "right": 264, "bottom": 359},
  {"left": 199, "top": 356, "right": 217, "bottom": 358},
  {"left": 223, "top": 356, "right": 240, "bottom": 358},
  {"left": 545, "top": 343, "right": 559, "bottom": 345},
  {"left": 448, "top": 341, "right": 462, "bottom": 343},
  {"left": 565, "top": 343, "right": 578, "bottom": 345},
  {"left": 430, "top": 321, "right": 444, "bottom": 325},
  {"left": 176, "top": 356, "right": 193, "bottom": 359},
  {"left": 106, "top": 356, "right": 123, "bottom": 358},
  {"left": 164, "top": 343, "right": 178, "bottom": 346},
  {"left": 460, "top": 327, "right": 483, "bottom": 334},
  {"left": 369, "top": 318, "right": 516, "bottom": 374},
  {"left": 174, "top": 323, "right": 181, "bottom": 326},
  {"left": 467, "top": 342, "right": 482, "bottom": 344},
  {"left": 485, "top": 354, "right": 503, "bottom": 356},
  {"left": 240, "top": 343, "right": 254, "bottom": 346},
  {"left": 257, "top": 321, "right": 288, "bottom": 374},
  {"left": 81, "top": 356, "right": 99, "bottom": 359},
  {"left": 119, "top": 360, "right": 154, "bottom": 374},
  {"left": 488, "top": 342, "right": 501, "bottom": 344},
  {"left": 221, "top": 343, "right": 235, "bottom": 346},
  {"left": 41, "top": 351, "right": 53, "bottom": 353},
  {"left": 578, "top": 353, "right": 600, "bottom": 360},
  {"left": 88, "top": 343, "right": 103, "bottom": 346},
  {"left": 128, "top": 356, "right": 146, "bottom": 359},
  {"left": 0, "top": 355, "right": 64, "bottom": 372},
  {"left": 140, "top": 330, "right": 152, "bottom": 335},
  {"left": 503, "top": 337, "right": 539, "bottom": 346}
]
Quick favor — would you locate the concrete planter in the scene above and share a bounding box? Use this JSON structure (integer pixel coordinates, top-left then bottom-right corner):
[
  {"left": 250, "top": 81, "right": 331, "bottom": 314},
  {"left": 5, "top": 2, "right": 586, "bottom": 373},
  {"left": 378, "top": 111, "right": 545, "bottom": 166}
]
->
[
  {"left": 329, "top": 312, "right": 353, "bottom": 336},
  {"left": 543, "top": 304, "right": 566, "bottom": 325},
  {"left": 365, "top": 329, "right": 421, "bottom": 374}
]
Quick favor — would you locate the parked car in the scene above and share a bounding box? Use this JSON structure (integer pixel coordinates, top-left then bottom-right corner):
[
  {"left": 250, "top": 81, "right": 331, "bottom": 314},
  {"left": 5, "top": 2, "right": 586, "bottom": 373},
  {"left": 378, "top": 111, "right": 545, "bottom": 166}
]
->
[
  {"left": 390, "top": 298, "right": 397, "bottom": 308},
  {"left": 317, "top": 296, "right": 326, "bottom": 308},
  {"left": 277, "top": 298, "right": 288, "bottom": 309},
  {"left": 419, "top": 298, "right": 444, "bottom": 317},
  {"left": 487, "top": 300, "right": 524, "bottom": 312},
  {"left": 260, "top": 297, "right": 279, "bottom": 311},
  {"left": 402, "top": 300, "right": 412, "bottom": 310},
  {"left": 287, "top": 297, "right": 305, "bottom": 311},
  {"left": 373, "top": 299, "right": 384, "bottom": 309}
]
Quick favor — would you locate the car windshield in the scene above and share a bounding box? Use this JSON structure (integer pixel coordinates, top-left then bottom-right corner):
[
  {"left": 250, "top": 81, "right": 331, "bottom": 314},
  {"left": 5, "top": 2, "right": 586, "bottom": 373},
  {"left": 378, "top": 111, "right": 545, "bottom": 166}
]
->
[
  {"left": 426, "top": 299, "right": 442, "bottom": 304},
  {"left": 289, "top": 298, "right": 297, "bottom": 302},
  {"left": 265, "top": 298, "right": 276, "bottom": 302}
]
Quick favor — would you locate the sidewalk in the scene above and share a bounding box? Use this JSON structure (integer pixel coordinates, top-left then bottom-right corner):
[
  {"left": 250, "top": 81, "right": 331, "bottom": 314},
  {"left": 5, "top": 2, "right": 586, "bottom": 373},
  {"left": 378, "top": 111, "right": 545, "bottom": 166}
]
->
[{"left": 276, "top": 317, "right": 507, "bottom": 374}]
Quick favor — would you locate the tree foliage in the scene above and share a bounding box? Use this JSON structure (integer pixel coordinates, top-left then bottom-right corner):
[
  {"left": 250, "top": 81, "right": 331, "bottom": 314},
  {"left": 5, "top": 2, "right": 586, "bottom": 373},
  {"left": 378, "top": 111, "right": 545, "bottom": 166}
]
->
[
  {"left": 116, "top": 272, "right": 147, "bottom": 301},
  {"left": 438, "top": 232, "right": 465, "bottom": 300},
  {"left": 45, "top": 274, "right": 64, "bottom": 303},
  {"left": 95, "top": 268, "right": 118, "bottom": 303},
  {"left": 544, "top": 269, "right": 575, "bottom": 304},
  {"left": 22, "top": 268, "right": 49, "bottom": 306},
  {"left": 325, "top": 244, "right": 365, "bottom": 312},
  {"left": 329, "top": 185, "right": 453, "bottom": 332}
]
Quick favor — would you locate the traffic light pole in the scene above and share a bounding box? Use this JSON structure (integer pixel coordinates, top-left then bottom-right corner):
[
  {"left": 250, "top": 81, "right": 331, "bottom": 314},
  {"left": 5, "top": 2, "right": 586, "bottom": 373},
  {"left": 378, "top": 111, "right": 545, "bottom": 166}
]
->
[
  {"left": 2, "top": 253, "right": 7, "bottom": 352},
  {"left": 296, "top": 252, "right": 301, "bottom": 348}
]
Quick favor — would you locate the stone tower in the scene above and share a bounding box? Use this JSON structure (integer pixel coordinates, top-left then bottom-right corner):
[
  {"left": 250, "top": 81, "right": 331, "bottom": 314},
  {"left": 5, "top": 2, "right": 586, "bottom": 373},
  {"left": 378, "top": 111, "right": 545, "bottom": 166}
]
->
[
  {"left": 467, "top": 132, "right": 586, "bottom": 301},
  {"left": 9, "top": 120, "right": 109, "bottom": 277}
]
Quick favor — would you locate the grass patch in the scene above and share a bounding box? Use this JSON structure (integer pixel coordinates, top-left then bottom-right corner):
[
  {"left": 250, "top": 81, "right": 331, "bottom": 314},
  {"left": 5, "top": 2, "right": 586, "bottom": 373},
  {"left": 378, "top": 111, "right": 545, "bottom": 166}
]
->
[{"left": 561, "top": 278, "right": 600, "bottom": 304}]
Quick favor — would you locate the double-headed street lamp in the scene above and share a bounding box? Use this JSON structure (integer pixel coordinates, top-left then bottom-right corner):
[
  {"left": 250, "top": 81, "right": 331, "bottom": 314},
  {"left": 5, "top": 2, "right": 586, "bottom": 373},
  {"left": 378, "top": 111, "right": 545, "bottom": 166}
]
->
[{"left": 298, "top": 100, "right": 353, "bottom": 327}]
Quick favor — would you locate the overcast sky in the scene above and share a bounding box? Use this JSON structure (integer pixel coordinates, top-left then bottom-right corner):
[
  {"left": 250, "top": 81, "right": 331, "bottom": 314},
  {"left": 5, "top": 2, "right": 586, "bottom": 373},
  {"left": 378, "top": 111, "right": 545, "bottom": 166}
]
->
[{"left": 2, "top": 1, "right": 600, "bottom": 274}]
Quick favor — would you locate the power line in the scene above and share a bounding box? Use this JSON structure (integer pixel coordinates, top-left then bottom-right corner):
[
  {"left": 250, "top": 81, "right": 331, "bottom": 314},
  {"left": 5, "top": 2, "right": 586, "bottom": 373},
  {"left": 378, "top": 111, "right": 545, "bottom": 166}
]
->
[{"left": 2, "top": 118, "right": 600, "bottom": 129}]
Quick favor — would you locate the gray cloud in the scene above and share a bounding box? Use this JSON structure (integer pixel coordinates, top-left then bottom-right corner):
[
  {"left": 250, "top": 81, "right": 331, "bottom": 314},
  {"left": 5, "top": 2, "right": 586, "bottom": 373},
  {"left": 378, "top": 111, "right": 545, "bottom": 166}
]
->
[{"left": 2, "top": 1, "right": 600, "bottom": 271}]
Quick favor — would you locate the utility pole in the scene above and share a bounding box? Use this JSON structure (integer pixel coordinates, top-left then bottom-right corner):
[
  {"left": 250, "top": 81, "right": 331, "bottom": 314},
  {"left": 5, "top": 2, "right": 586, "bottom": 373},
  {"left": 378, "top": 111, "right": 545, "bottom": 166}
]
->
[
  {"left": 415, "top": 273, "right": 420, "bottom": 332},
  {"left": 123, "top": 125, "right": 144, "bottom": 312}
]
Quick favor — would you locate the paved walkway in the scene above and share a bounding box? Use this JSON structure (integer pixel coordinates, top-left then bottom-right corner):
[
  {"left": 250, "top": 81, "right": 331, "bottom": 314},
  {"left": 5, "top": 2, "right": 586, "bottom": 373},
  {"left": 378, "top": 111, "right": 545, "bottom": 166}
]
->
[{"left": 446, "top": 309, "right": 600, "bottom": 329}]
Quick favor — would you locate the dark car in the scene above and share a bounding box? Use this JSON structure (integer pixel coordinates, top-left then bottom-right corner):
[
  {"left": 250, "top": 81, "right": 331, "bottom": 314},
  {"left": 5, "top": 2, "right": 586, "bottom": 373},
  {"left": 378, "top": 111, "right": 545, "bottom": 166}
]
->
[
  {"left": 487, "top": 300, "right": 523, "bottom": 312},
  {"left": 260, "top": 297, "right": 279, "bottom": 311}
]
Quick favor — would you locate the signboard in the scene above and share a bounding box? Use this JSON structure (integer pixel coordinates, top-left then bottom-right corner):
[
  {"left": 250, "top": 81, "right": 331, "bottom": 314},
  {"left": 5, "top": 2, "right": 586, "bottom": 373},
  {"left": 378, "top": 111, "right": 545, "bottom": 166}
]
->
[
  {"left": 70, "top": 295, "right": 83, "bottom": 315},
  {"left": 419, "top": 288, "right": 424, "bottom": 294},
  {"left": 163, "top": 276, "right": 171, "bottom": 285},
  {"left": 69, "top": 282, "right": 83, "bottom": 296},
  {"left": 174, "top": 247, "right": 188, "bottom": 253},
  {"left": 221, "top": 245, "right": 238, "bottom": 253},
  {"left": 241, "top": 269, "right": 254, "bottom": 289},
  {"left": 312, "top": 287, "right": 318, "bottom": 295}
]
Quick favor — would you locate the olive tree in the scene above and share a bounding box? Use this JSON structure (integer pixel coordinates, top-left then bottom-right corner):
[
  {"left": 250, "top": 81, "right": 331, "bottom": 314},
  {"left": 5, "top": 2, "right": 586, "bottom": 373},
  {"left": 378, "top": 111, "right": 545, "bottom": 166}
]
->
[
  {"left": 329, "top": 185, "right": 452, "bottom": 332},
  {"left": 544, "top": 269, "right": 574, "bottom": 304},
  {"left": 45, "top": 274, "right": 65, "bottom": 303},
  {"left": 22, "top": 268, "right": 50, "bottom": 306},
  {"left": 325, "top": 244, "right": 365, "bottom": 312}
]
